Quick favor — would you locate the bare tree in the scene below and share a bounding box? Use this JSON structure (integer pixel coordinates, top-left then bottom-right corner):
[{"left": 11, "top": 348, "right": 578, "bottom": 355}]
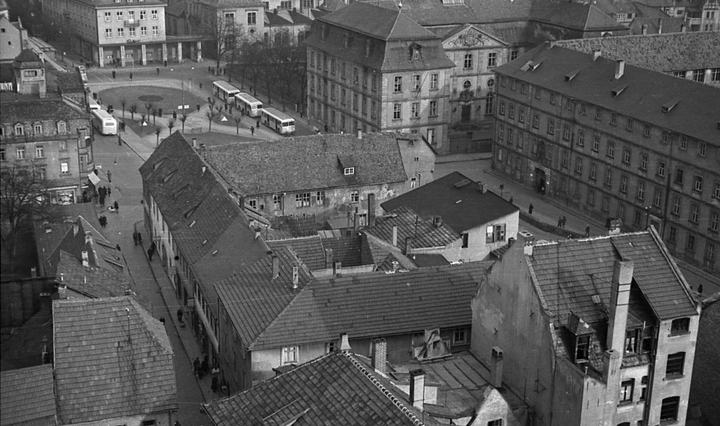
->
[
  {"left": 168, "top": 119, "right": 176, "bottom": 135},
  {"left": 180, "top": 115, "right": 187, "bottom": 133},
  {"left": 234, "top": 116, "right": 242, "bottom": 135},
  {"left": 155, "top": 127, "right": 162, "bottom": 146},
  {"left": 144, "top": 103, "right": 153, "bottom": 121},
  {"left": 198, "top": 8, "right": 245, "bottom": 73},
  {"left": 1, "top": 165, "right": 57, "bottom": 273},
  {"left": 130, "top": 104, "right": 138, "bottom": 121},
  {"left": 120, "top": 98, "right": 127, "bottom": 118},
  {"left": 207, "top": 110, "right": 215, "bottom": 132},
  {"left": 241, "top": 41, "right": 264, "bottom": 96},
  {"left": 152, "top": 108, "right": 157, "bottom": 126}
]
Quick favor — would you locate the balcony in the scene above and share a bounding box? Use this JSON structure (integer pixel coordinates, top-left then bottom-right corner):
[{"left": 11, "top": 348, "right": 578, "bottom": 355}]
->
[{"left": 124, "top": 19, "right": 140, "bottom": 28}]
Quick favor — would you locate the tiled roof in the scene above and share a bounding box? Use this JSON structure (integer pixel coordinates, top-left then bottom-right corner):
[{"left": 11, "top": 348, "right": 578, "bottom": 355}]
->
[
  {"left": 265, "top": 10, "right": 292, "bottom": 25},
  {"left": 203, "top": 133, "right": 408, "bottom": 196},
  {"left": 198, "top": 0, "right": 264, "bottom": 7},
  {"left": 14, "top": 49, "right": 42, "bottom": 64},
  {"left": 495, "top": 43, "right": 720, "bottom": 143},
  {"left": 252, "top": 262, "right": 486, "bottom": 350},
  {"left": 320, "top": 233, "right": 364, "bottom": 267},
  {"left": 0, "top": 364, "right": 56, "bottom": 426},
  {"left": 53, "top": 297, "right": 177, "bottom": 424},
  {"left": 364, "top": 205, "right": 461, "bottom": 251},
  {"left": 203, "top": 351, "right": 434, "bottom": 426},
  {"left": 139, "top": 132, "right": 268, "bottom": 305},
  {"left": 214, "top": 247, "right": 313, "bottom": 350},
  {"left": 57, "top": 250, "right": 130, "bottom": 298},
  {"left": 530, "top": 0, "right": 626, "bottom": 31},
  {"left": 628, "top": 16, "right": 685, "bottom": 35},
  {"left": 306, "top": 4, "right": 455, "bottom": 72},
  {"left": 551, "top": 32, "right": 720, "bottom": 73},
  {"left": 381, "top": 172, "right": 519, "bottom": 234},
  {"left": 0, "top": 97, "right": 88, "bottom": 122},
  {"left": 689, "top": 294, "right": 720, "bottom": 425},
  {"left": 266, "top": 235, "right": 328, "bottom": 271},
  {"left": 529, "top": 229, "right": 698, "bottom": 325},
  {"left": 408, "top": 253, "right": 451, "bottom": 267}
]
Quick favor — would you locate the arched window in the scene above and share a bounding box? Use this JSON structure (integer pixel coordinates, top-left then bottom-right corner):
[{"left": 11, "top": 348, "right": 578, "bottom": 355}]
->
[
  {"left": 34, "top": 123, "right": 42, "bottom": 135},
  {"left": 14, "top": 124, "right": 24, "bottom": 136}
]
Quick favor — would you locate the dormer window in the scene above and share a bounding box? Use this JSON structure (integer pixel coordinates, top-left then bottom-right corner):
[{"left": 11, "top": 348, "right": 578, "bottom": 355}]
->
[
  {"left": 57, "top": 121, "right": 67, "bottom": 134},
  {"left": 14, "top": 124, "right": 24, "bottom": 136},
  {"left": 409, "top": 43, "right": 421, "bottom": 61},
  {"left": 344, "top": 167, "right": 355, "bottom": 175},
  {"left": 575, "top": 335, "right": 590, "bottom": 361}
]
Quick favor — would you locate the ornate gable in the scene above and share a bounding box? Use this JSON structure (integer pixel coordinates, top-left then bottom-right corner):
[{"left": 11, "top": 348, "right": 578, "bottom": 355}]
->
[{"left": 442, "top": 25, "right": 507, "bottom": 50}]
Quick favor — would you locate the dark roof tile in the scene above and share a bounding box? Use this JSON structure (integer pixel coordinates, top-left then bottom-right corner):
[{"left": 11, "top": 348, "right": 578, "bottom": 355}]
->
[{"left": 0, "top": 365, "right": 56, "bottom": 426}]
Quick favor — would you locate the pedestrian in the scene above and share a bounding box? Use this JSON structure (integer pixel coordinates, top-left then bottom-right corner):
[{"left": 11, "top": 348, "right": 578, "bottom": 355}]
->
[
  {"left": 324, "top": 123, "right": 328, "bottom": 133},
  {"left": 529, "top": 203, "right": 534, "bottom": 215},
  {"left": 173, "top": 110, "right": 177, "bottom": 119},
  {"left": 112, "top": 70, "right": 116, "bottom": 79},
  {"left": 177, "top": 308, "right": 184, "bottom": 323},
  {"left": 99, "top": 194, "right": 105, "bottom": 207},
  {"left": 99, "top": 216, "right": 106, "bottom": 228},
  {"left": 256, "top": 120, "right": 260, "bottom": 128},
  {"left": 164, "top": 59, "right": 168, "bottom": 67},
  {"left": 211, "top": 365, "right": 219, "bottom": 380},
  {"left": 115, "top": 244, "right": 121, "bottom": 252},
  {"left": 129, "top": 72, "right": 133, "bottom": 80},
  {"left": 107, "top": 187, "right": 112, "bottom": 196},
  {"left": 193, "top": 357, "right": 201, "bottom": 375},
  {"left": 156, "top": 67, "right": 160, "bottom": 75},
  {"left": 113, "top": 200, "right": 119, "bottom": 213},
  {"left": 509, "top": 196, "right": 514, "bottom": 204},
  {"left": 585, "top": 224, "right": 591, "bottom": 237},
  {"left": 250, "top": 126, "right": 255, "bottom": 136},
  {"left": 118, "top": 134, "right": 122, "bottom": 146},
  {"left": 558, "top": 216, "right": 562, "bottom": 227},
  {"left": 562, "top": 216, "right": 567, "bottom": 228},
  {"left": 202, "top": 355, "right": 209, "bottom": 374},
  {"left": 107, "top": 170, "right": 112, "bottom": 183},
  {"left": 133, "top": 230, "right": 139, "bottom": 246},
  {"left": 211, "top": 376, "right": 219, "bottom": 393}
]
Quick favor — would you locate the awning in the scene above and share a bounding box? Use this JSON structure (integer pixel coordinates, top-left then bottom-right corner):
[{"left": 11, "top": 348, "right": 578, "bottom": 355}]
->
[{"left": 88, "top": 172, "right": 101, "bottom": 186}]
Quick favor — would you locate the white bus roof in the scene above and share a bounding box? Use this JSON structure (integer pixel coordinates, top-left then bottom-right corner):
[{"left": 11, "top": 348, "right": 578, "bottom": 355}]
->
[
  {"left": 213, "top": 81, "right": 240, "bottom": 92},
  {"left": 235, "top": 92, "right": 262, "bottom": 103},
  {"left": 263, "top": 107, "right": 293, "bottom": 120}
]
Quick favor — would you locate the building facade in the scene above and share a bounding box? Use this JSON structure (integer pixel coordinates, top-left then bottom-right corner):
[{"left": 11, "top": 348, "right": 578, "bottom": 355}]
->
[
  {"left": 39, "top": 0, "right": 194, "bottom": 67},
  {"left": 472, "top": 230, "right": 700, "bottom": 426},
  {"left": 492, "top": 43, "right": 720, "bottom": 274},
  {"left": 304, "top": 2, "right": 455, "bottom": 153}
]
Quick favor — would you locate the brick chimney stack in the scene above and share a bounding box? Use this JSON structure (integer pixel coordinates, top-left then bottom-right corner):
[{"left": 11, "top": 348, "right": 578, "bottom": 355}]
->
[
  {"left": 490, "top": 347, "right": 504, "bottom": 388},
  {"left": 607, "top": 260, "right": 633, "bottom": 353},
  {"left": 371, "top": 338, "right": 387, "bottom": 374},
  {"left": 409, "top": 369, "right": 425, "bottom": 410}
]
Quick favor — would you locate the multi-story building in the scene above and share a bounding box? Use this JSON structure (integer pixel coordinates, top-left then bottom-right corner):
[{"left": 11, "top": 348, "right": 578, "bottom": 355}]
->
[
  {"left": 492, "top": 43, "right": 720, "bottom": 274},
  {"left": 1, "top": 50, "right": 92, "bottom": 204},
  {"left": 40, "top": 0, "right": 182, "bottom": 67},
  {"left": 552, "top": 31, "right": 720, "bottom": 86},
  {"left": 304, "top": 1, "right": 455, "bottom": 152},
  {"left": 190, "top": 0, "right": 265, "bottom": 54},
  {"left": 472, "top": 230, "right": 701, "bottom": 426},
  {"left": 0, "top": 11, "right": 28, "bottom": 65}
]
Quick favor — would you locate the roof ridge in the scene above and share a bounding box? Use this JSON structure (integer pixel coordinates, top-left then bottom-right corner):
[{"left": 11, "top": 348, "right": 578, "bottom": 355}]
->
[
  {"left": 248, "top": 277, "right": 310, "bottom": 349},
  {"left": 646, "top": 227, "right": 699, "bottom": 315},
  {"left": 344, "top": 353, "right": 425, "bottom": 426}
]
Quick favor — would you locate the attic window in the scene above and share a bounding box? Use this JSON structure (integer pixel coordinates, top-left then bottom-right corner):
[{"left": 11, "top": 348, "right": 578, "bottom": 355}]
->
[
  {"left": 163, "top": 170, "right": 177, "bottom": 183},
  {"left": 153, "top": 158, "right": 166, "bottom": 171},
  {"left": 184, "top": 205, "right": 198, "bottom": 218},
  {"left": 662, "top": 99, "right": 680, "bottom": 113},
  {"left": 344, "top": 167, "right": 355, "bottom": 175},
  {"left": 520, "top": 60, "right": 543, "bottom": 72},
  {"left": 409, "top": 44, "right": 421, "bottom": 61},
  {"left": 611, "top": 85, "right": 627, "bottom": 97},
  {"left": 564, "top": 69, "right": 581, "bottom": 82}
]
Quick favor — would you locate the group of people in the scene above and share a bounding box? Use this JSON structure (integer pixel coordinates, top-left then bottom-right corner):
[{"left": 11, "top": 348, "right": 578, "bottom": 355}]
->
[
  {"left": 132, "top": 230, "right": 143, "bottom": 246},
  {"left": 557, "top": 216, "right": 568, "bottom": 228},
  {"left": 97, "top": 185, "right": 111, "bottom": 207}
]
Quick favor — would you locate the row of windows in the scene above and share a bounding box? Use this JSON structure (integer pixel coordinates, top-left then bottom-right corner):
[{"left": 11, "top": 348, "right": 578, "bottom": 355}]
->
[
  {"left": 105, "top": 26, "right": 159, "bottom": 38},
  {"left": 0, "top": 141, "right": 69, "bottom": 161},
  {"left": 460, "top": 51, "right": 498, "bottom": 70},
  {"left": 670, "top": 67, "right": 720, "bottom": 82},
  {"left": 1, "top": 121, "right": 68, "bottom": 136},
  {"left": 103, "top": 9, "right": 158, "bottom": 21}
]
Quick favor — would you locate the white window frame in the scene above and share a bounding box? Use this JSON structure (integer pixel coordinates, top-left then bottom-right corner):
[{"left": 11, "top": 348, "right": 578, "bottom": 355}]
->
[{"left": 282, "top": 346, "right": 298, "bottom": 364}]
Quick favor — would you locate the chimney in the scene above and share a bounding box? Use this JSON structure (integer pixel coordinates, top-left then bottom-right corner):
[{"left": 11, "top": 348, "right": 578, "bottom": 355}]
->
[
  {"left": 371, "top": 338, "right": 387, "bottom": 374},
  {"left": 607, "top": 260, "right": 633, "bottom": 354},
  {"left": 58, "top": 283, "right": 67, "bottom": 300},
  {"left": 201, "top": 166, "right": 207, "bottom": 175},
  {"left": 524, "top": 240, "right": 534, "bottom": 257},
  {"left": 391, "top": 260, "right": 399, "bottom": 273},
  {"left": 272, "top": 254, "right": 279, "bottom": 279},
  {"left": 614, "top": 60, "right": 625, "bottom": 80},
  {"left": 392, "top": 225, "right": 398, "bottom": 247},
  {"left": 357, "top": 130, "right": 363, "bottom": 139},
  {"left": 333, "top": 260, "right": 342, "bottom": 276},
  {"left": 593, "top": 50, "right": 601, "bottom": 61},
  {"left": 641, "top": 24, "right": 647, "bottom": 34},
  {"left": 339, "top": 332, "right": 351, "bottom": 352},
  {"left": 325, "top": 248, "right": 334, "bottom": 269},
  {"left": 479, "top": 182, "right": 488, "bottom": 193},
  {"left": 192, "top": 137, "right": 197, "bottom": 148},
  {"left": 84, "top": 230, "right": 93, "bottom": 245},
  {"left": 602, "top": 349, "right": 622, "bottom": 403},
  {"left": 41, "top": 336, "right": 49, "bottom": 364},
  {"left": 658, "top": 17, "right": 663, "bottom": 34},
  {"left": 409, "top": 369, "right": 425, "bottom": 410},
  {"left": 405, "top": 237, "right": 413, "bottom": 255},
  {"left": 433, "top": 216, "right": 443, "bottom": 228},
  {"left": 81, "top": 250, "right": 89, "bottom": 267},
  {"left": 681, "top": 23, "right": 686, "bottom": 32},
  {"left": 490, "top": 347, "right": 504, "bottom": 388},
  {"left": 606, "top": 217, "right": 622, "bottom": 235},
  {"left": 292, "top": 265, "right": 299, "bottom": 289},
  {"left": 367, "top": 193, "right": 376, "bottom": 227}
]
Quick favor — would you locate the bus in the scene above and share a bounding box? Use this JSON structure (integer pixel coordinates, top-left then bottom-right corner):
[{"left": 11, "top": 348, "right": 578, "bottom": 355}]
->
[
  {"left": 234, "top": 92, "right": 263, "bottom": 117},
  {"left": 91, "top": 109, "right": 118, "bottom": 135},
  {"left": 88, "top": 98, "right": 101, "bottom": 111},
  {"left": 212, "top": 80, "right": 240, "bottom": 103},
  {"left": 261, "top": 107, "right": 295, "bottom": 135}
]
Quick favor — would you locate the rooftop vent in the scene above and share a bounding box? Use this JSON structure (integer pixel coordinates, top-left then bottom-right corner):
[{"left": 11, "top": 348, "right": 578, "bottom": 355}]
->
[
  {"left": 662, "top": 99, "right": 680, "bottom": 113},
  {"left": 564, "top": 69, "right": 581, "bottom": 82},
  {"left": 189, "top": 220, "right": 196, "bottom": 228},
  {"left": 611, "top": 85, "right": 627, "bottom": 97},
  {"left": 453, "top": 178, "right": 472, "bottom": 188},
  {"left": 520, "top": 60, "right": 543, "bottom": 72}
]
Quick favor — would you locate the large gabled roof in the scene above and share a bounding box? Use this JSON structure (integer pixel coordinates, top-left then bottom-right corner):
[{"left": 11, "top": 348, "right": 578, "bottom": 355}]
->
[
  {"left": 495, "top": 43, "right": 720, "bottom": 143},
  {"left": 203, "top": 351, "right": 436, "bottom": 426},
  {"left": 0, "top": 364, "right": 56, "bottom": 426},
  {"left": 0, "top": 96, "right": 87, "bottom": 123},
  {"left": 381, "top": 172, "right": 519, "bottom": 234},
  {"left": 251, "top": 262, "right": 486, "bottom": 350},
  {"left": 551, "top": 31, "right": 720, "bottom": 73},
  {"left": 57, "top": 250, "right": 129, "bottom": 298},
  {"left": 214, "top": 247, "right": 313, "bottom": 350},
  {"left": 364, "top": 205, "right": 461, "bottom": 250},
  {"left": 529, "top": 229, "right": 698, "bottom": 325},
  {"left": 139, "top": 132, "right": 268, "bottom": 304},
  {"left": 203, "top": 133, "right": 409, "bottom": 196},
  {"left": 53, "top": 297, "right": 177, "bottom": 424}
]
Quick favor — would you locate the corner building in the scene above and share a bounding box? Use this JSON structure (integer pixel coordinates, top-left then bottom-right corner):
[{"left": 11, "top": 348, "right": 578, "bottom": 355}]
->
[
  {"left": 492, "top": 43, "right": 720, "bottom": 274},
  {"left": 304, "top": 2, "right": 455, "bottom": 152}
]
